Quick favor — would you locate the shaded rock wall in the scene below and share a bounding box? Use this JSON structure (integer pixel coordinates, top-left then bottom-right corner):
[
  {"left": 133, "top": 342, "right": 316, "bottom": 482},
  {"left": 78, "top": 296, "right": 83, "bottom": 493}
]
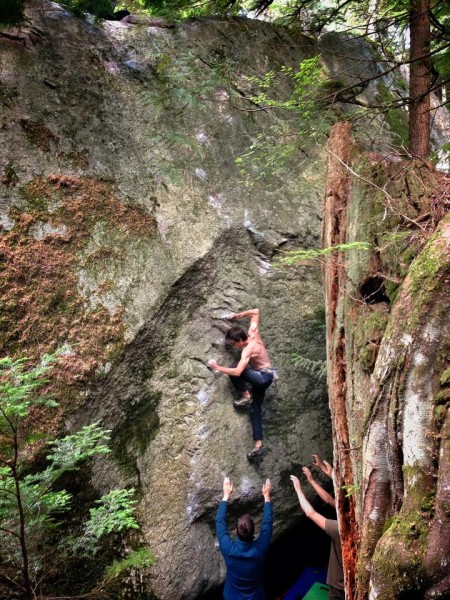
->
[
  {"left": 3, "top": 2, "right": 449, "bottom": 598},
  {"left": 6, "top": 4, "right": 448, "bottom": 598},
  {"left": 1, "top": 3, "right": 331, "bottom": 598}
]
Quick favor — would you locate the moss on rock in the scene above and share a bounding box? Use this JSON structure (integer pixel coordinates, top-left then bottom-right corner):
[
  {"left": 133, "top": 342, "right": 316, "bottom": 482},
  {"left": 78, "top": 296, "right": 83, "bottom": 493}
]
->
[
  {"left": 439, "top": 366, "right": 450, "bottom": 387},
  {"left": 0, "top": 174, "right": 158, "bottom": 435},
  {"left": 354, "top": 305, "right": 389, "bottom": 371},
  {"left": 20, "top": 118, "right": 60, "bottom": 153},
  {"left": 111, "top": 391, "right": 161, "bottom": 478}
]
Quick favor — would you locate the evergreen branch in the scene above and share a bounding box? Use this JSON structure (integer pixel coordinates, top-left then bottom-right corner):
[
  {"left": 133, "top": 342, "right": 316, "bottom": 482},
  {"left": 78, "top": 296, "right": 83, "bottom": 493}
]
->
[
  {"left": 292, "top": 354, "right": 327, "bottom": 381},
  {"left": 275, "top": 241, "right": 372, "bottom": 266},
  {"left": 320, "top": 41, "right": 450, "bottom": 107}
]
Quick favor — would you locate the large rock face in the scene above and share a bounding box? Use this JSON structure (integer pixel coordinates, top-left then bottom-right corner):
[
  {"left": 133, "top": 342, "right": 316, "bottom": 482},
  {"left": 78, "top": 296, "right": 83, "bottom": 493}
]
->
[
  {"left": 2, "top": 3, "right": 450, "bottom": 599},
  {"left": 0, "top": 3, "right": 331, "bottom": 598}
]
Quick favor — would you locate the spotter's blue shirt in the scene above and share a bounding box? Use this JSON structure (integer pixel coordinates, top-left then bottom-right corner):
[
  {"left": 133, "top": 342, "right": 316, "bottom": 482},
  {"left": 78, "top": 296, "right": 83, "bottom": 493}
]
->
[{"left": 215, "top": 500, "right": 273, "bottom": 600}]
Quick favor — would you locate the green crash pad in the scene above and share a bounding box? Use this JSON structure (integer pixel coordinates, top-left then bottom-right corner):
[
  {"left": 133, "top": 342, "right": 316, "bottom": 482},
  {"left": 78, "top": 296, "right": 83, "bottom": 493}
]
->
[{"left": 303, "top": 581, "right": 330, "bottom": 600}]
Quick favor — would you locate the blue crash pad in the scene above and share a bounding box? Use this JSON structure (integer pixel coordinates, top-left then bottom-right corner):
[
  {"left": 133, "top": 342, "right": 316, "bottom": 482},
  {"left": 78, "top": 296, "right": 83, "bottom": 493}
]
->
[{"left": 282, "top": 566, "right": 328, "bottom": 600}]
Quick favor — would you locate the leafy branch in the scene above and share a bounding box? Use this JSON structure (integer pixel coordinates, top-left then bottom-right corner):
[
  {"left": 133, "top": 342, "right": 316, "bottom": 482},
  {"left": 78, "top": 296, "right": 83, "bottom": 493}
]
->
[
  {"left": 275, "top": 241, "right": 373, "bottom": 266},
  {"left": 292, "top": 354, "right": 327, "bottom": 381},
  {"left": 0, "top": 352, "right": 154, "bottom": 599}
]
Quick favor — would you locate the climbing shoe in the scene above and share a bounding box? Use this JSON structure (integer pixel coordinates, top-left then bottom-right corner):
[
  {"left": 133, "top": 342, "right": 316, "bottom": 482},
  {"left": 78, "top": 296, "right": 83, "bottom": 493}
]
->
[
  {"left": 233, "top": 396, "right": 252, "bottom": 408},
  {"left": 246, "top": 447, "right": 265, "bottom": 462}
]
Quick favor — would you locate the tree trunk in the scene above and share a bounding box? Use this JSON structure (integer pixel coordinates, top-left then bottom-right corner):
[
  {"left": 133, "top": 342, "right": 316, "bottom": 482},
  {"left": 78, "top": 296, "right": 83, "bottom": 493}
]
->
[
  {"left": 322, "top": 121, "right": 359, "bottom": 600},
  {"left": 409, "top": 0, "right": 431, "bottom": 159},
  {"left": 323, "top": 122, "right": 450, "bottom": 599},
  {"left": 367, "top": 212, "right": 450, "bottom": 599}
]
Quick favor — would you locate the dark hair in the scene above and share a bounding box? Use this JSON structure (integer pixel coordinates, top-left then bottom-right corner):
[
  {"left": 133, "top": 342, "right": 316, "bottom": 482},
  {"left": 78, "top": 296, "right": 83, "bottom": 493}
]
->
[
  {"left": 236, "top": 514, "right": 255, "bottom": 542},
  {"left": 225, "top": 326, "right": 248, "bottom": 343}
]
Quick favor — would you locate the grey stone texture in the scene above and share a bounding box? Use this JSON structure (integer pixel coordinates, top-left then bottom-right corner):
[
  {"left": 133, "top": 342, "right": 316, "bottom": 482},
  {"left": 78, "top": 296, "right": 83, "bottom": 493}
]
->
[{"left": 9, "top": 3, "right": 449, "bottom": 599}]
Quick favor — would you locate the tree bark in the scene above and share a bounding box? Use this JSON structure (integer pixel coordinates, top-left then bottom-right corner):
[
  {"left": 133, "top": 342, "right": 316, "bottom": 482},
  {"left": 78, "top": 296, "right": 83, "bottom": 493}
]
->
[
  {"left": 322, "top": 121, "right": 359, "bottom": 600},
  {"left": 409, "top": 0, "right": 431, "bottom": 159},
  {"left": 323, "top": 122, "right": 450, "bottom": 599},
  {"left": 368, "top": 213, "right": 450, "bottom": 598}
]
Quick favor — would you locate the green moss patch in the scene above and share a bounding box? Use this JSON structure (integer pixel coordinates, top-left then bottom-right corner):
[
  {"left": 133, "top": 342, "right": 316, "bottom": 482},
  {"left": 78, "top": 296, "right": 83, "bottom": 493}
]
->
[
  {"left": 406, "top": 224, "right": 450, "bottom": 306},
  {"left": 373, "top": 495, "right": 434, "bottom": 597},
  {"left": 439, "top": 367, "right": 450, "bottom": 387},
  {"left": 354, "top": 306, "right": 389, "bottom": 371},
  {"left": 111, "top": 392, "right": 161, "bottom": 478},
  {"left": 20, "top": 174, "right": 157, "bottom": 242}
]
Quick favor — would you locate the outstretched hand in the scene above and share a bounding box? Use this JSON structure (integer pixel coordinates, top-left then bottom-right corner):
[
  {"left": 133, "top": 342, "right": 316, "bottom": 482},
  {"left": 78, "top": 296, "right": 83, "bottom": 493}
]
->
[
  {"left": 223, "top": 477, "right": 233, "bottom": 501},
  {"left": 311, "top": 453, "right": 324, "bottom": 469},
  {"left": 312, "top": 454, "right": 333, "bottom": 478},
  {"left": 224, "top": 312, "right": 237, "bottom": 321},
  {"left": 321, "top": 460, "right": 333, "bottom": 478},
  {"left": 290, "top": 474, "right": 302, "bottom": 493},
  {"left": 208, "top": 359, "right": 219, "bottom": 370},
  {"left": 262, "top": 479, "right": 271, "bottom": 501},
  {"left": 302, "top": 466, "right": 314, "bottom": 482}
]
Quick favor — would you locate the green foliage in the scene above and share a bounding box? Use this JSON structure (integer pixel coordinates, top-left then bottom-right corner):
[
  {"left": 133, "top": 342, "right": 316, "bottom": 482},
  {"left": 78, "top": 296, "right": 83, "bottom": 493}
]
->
[
  {"left": 60, "top": 0, "right": 115, "bottom": 19},
  {"left": 75, "top": 489, "right": 140, "bottom": 554},
  {"left": 140, "top": 48, "right": 239, "bottom": 183},
  {"left": 0, "top": 0, "right": 25, "bottom": 25},
  {"left": 181, "top": 0, "right": 449, "bottom": 160},
  {"left": 439, "top": 367, "right": 450, "bottom": 387},
  {"left": 141, "top": 0, "right": 252, "bottom": 19},
  {"left": 431, "top": 2, "right": 450, "bottom": 84},
  {"left": 0, "top": 352, "right": 58, "bottom": 421},
  {"left": 105, "top": 547, "right": 156, "bottom": 579},
  {"left": 250, "top": 58, "right": 325, "bottom": 110},
  {"left": 276, "top": 241, "right": 372, "bottom": 266},
  {"left": 341, "top": 483, "right": 361, "bottom": 497},
  {"left": 45, "top": 422, "right": 111, "bottom": 471},
  {"left": 144, "top": 49, "right": 237, "bottom": 114},
  {"left": 235, "top": 123, "right": 311, "bottom": 185},
  {"left": 0, "top": 353, "right": 150, "bottom": 598},
  {"left": 236, "top": 57, "right": 337, "bottom": 185},
  {"left": 291, "top": 353, "right": 326, "bottom": 381}
]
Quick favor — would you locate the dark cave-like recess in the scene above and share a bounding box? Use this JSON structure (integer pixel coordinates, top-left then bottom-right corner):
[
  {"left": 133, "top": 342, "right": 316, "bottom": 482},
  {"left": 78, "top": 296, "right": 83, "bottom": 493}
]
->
[{"left": 359, "top": 276, "right": 390, "bottom": 304}]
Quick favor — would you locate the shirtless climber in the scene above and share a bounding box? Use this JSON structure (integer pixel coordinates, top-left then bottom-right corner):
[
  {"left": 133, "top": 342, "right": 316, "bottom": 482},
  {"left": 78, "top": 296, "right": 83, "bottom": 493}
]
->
[{"left": 208, "top": 308, "right": 274, "bottom": 462}]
